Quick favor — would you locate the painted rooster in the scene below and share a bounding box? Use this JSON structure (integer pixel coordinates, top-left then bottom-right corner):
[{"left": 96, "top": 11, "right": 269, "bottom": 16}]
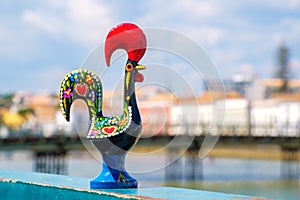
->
[{"left": 59, "top": 23, "right": 146, "bottom": 188}]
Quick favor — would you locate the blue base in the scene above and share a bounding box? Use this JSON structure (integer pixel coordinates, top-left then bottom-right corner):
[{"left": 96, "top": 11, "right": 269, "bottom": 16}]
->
[
  {"left": 90, "top": 178, "right": 138, "bottom": 189},
  {"left": 90, "top": 155, "right": 138, "bottom": 189},
  {"left": 90, "top": 170, "right": 138, "bottom": 189}
]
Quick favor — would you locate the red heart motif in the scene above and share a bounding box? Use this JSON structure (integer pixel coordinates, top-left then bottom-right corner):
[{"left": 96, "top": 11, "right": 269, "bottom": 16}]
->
[
  {"left": 76, "top": 84, "right": 87, "bottom": 96},
  {"left": 103, "top": 126, "right": 116, "bottom": 134}
]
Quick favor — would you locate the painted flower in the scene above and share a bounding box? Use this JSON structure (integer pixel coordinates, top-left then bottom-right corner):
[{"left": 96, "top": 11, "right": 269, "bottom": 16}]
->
[
  {"left": 88, "top": 90, "right": 96, "bottom": 101},
  {"left": 94, "top": 121, "right": 102, "bottom": 129},
  {"left": 69, "top": 75, "right": 75, "bottom": 82},
  {"left": 90, "top": 129, "right": 100, "bottom": 136},
  {"left": 111, "top": 117, "right": 118, "bottom": 124},
  {"left": 100, "top": 121, "right": 105, "bottom": 127},
  {"left": 85, "top": 74, "right": 94, "bottom": 85},
  {"left": 73, "top": 73, "right": 81, "bottom": 83},
  {"left": 63, "top": 88, "right": 73, "bottom": 98},
  {"left": 119, "top": 117, "right": 128, "bottom": 126}
]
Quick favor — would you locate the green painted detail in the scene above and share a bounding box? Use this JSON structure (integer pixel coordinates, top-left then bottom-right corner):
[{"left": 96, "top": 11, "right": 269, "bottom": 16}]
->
[
  {"left": 59, "top": 69, "right": 134, "bottom": 139},
  {"left": 59, "top": 69, "right": 102, "bottom": 121},
  {"left": 88, "top": 108, "right": 132, "bottom": 139}
]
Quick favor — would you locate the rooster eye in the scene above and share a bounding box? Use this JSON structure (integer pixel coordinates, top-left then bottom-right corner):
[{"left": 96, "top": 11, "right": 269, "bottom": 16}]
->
[{"left": 126, "top": 63, "right": 134, "bottom": 71}]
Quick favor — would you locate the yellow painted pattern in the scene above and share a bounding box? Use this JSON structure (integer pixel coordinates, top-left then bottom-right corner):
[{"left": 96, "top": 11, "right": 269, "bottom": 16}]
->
[
  {"left": 117, "top": 172, "right": 129, "bottom": 184},
  {"left": 117, "top": 156, "right": 129, "bottom": 184},
  {"left": 126, "top": 72, "right": 130, "bottom": 90}
]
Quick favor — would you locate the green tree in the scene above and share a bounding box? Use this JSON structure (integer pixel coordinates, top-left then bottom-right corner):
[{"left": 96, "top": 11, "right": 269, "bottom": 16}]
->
[
  {"left": 275, "top": 44, "right": 290, "bottom": 93},
  {"left": 17, "top": 108, "right": 35, "bottom": 117},
  {"left": 0, "top": 93, "right": 14, "bottom": 127},
  {"left": 0, "top": 93, "right": 14, "bottom": 108},
  {"left": 0, "top": 94, "right": 35, "bottom": 131}
]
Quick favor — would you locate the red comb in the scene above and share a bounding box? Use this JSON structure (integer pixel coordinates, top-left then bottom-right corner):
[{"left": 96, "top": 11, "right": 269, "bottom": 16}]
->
[{"left": 105, "top": 23, "right": 146, "bottom": 66}]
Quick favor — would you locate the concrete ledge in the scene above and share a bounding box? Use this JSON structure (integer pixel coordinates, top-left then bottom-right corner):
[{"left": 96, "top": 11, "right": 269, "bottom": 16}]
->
[{"left": 0, "top": 170, "right": 268, "bottom": 200}]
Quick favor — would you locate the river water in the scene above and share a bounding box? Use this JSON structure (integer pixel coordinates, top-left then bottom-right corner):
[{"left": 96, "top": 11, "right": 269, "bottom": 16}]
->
[{"left": 0, "top": 150, "right": 299, "bottom": 199}]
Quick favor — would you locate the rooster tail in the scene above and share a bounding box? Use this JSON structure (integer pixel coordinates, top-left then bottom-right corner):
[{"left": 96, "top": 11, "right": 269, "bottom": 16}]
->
[{"left": 59, "top": 69, "right": 103, "bottom": 121}]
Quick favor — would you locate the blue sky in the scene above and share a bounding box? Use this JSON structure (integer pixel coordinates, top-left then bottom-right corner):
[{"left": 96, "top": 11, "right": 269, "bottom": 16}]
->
[{"left": 0, "top": 0, "right": 300, "bottom": 93}]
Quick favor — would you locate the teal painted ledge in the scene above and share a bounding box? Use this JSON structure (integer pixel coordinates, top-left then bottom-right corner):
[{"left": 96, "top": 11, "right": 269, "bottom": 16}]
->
[{"left": 0, "top": 170, "right": 269, "bottom": 200}]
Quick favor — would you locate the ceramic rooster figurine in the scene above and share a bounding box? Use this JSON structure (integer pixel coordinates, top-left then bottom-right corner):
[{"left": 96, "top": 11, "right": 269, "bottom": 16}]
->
[{"left": 59, "top": 23, "right": 146, "bottom": 188}]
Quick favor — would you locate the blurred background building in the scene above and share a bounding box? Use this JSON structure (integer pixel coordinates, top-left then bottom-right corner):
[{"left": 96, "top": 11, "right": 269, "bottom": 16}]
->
[{"left": 1, "top": 76, "right": 300, "bottom": 138}]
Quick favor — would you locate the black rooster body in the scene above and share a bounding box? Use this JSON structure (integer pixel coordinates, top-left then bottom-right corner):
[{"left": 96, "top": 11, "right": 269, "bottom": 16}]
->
[{"left": 59, "top": 23, "right": 147, "bottom": 188}]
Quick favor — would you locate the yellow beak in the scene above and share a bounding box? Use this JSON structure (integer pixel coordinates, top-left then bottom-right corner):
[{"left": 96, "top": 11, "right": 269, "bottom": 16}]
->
[{"left": 135, "top": 64, "right": 146, "bottom": 70}]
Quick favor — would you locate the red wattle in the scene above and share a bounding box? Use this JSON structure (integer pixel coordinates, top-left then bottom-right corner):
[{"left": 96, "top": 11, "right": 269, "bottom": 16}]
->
[{"left": 135, "top": 72, "right": 144, "bottom": 82}]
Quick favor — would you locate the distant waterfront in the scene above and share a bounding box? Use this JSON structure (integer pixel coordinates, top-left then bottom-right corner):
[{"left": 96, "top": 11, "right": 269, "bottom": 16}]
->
[{"left": 0, "top": 149, "right": 299, "bottom": 199}]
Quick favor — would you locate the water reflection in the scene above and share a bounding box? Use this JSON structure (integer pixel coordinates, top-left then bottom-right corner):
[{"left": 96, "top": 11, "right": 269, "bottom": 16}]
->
[
  {"left": 0, "top": 150, "right": 299, "bottom": 199},
  {"left": 0, "top": 150, "right": 299, "bottom": 182}
]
